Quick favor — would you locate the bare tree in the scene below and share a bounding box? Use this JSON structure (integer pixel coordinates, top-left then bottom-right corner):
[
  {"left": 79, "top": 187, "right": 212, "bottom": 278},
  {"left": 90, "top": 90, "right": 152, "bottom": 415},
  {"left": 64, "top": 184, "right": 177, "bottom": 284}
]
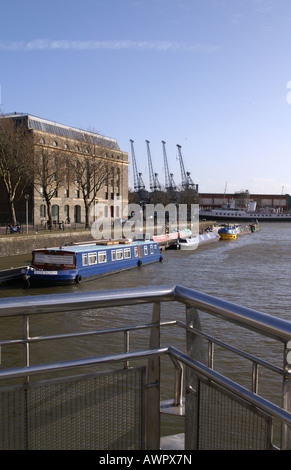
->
[
  {"left": 72, "top": 133, "right": 119, "bottom": 229},
  {"left": 0, "top": 116, "right": 34, "bottom": 225},
  {"left": 33, "top": 141, "right": 67, "bottom": 228}
]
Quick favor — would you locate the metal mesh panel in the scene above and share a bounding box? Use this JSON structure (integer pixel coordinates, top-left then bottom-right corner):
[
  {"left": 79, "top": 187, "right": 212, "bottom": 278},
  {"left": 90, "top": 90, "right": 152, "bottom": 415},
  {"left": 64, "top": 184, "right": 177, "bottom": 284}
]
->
[
  {"left": 197, "top": 380, "right": 273, "bottom": 450},
  {"left": 0, "top": 367, "right": 145, "bottom": 450}
]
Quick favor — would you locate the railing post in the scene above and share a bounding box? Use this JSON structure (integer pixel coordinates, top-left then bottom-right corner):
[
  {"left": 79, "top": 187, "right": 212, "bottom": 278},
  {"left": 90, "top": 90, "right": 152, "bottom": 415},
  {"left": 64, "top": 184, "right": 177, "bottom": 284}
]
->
[
  {"left": 185, "top": 305, "right": 206, "bottom": 450},
  {"left": 146, "top": 301, "right": 161, "bottom": 450},
  {"left": 282, "top": 340, "right": 291, "bottom": 449},
  {"left": 24, "top": 315, "right": 30, "bottom": 384}
]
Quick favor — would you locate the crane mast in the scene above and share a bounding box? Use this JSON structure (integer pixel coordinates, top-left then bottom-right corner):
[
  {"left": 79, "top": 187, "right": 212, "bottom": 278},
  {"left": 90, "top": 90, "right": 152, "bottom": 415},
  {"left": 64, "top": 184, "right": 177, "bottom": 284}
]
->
[
  {"left": 146, "top": 140, "right": 161, "bottom": 191},
  {"left": 176, "top": 144, "right": 195, "bottom": 190},
  {"left": 130, "top": 139, "right": 145, "bottom": 191},
  {"left": 162, "top": 141, "right": 176, "bottom": 191}
]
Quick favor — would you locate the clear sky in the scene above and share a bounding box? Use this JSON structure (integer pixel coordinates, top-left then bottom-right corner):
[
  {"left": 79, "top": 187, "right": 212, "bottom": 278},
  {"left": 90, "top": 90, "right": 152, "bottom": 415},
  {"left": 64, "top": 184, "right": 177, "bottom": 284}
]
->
[{"left": 1, "top": 0, "right": 291, "bottom": 195}]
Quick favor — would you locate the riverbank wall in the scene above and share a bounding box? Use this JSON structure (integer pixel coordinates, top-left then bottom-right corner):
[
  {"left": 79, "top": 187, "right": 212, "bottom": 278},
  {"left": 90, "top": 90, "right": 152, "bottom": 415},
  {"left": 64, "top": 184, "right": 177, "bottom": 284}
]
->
[
  {"left": 0, "top": 231, "right": 95, "bottom": 257},
  {"left": 0, "top": 222, "right": 215, "bottom": 258}
]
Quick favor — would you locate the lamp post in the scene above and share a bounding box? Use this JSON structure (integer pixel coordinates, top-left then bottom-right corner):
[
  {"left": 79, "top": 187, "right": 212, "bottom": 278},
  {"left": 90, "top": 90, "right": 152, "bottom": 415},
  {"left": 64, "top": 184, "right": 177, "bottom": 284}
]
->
[{"left": 25, "top": 194, "right": 29, "bottom": 234}]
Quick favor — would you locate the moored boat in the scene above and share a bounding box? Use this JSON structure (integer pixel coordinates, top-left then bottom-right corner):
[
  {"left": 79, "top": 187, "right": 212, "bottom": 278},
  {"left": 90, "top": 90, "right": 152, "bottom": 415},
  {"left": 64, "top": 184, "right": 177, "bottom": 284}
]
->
[
  {"left": 24, "top": 239, "right": 163, "bottom": 286},
  {"left": 177, "top": 236, "right": 199, "bottom": 250},
  {"left": 218, "top": 225, "right": 238, "bottom": 240},
  {"left": 199, "top": 207, "right": 291, "bottom": 222},
  {"left": 237, "top": 222, "right": 260, "bottom": 235},
  {"left": 176, "top": 231, "right": 220, "bottom": 250}
]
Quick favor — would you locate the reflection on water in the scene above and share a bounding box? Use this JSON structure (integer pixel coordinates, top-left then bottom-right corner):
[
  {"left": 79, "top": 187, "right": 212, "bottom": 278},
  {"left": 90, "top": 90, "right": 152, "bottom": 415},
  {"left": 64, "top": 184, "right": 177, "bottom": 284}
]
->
[{"left": 0, "top": 223, "right": 291, "bottom": 442}]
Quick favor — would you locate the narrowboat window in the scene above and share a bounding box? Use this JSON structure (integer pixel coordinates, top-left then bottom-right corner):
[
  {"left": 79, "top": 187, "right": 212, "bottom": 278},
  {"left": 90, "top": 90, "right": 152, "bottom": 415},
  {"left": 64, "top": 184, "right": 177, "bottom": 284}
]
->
[
  {"left": 116, "top": 249, "right": 123, "bottom": 260},
  {"left": 88, "top": 252, "right": 97, "bottom": 265},
  {"left": 82, "top": 253, "right": 88, "bottom": 266},
  {"left": 124, "top": 248, "right": 131, "bottom": 259},
  {"left": 144, "top": 246, "right": 148, "bottom": 255},
  {"left": 98, "top": 251, "right": 107, "bottom": 263},
  {"left": 134, "top": 247, "right": 138, "bottom": 257},
  {"left": 111, "top": 250, "right": 116, "bottom": 261},
  {"left": 150, "top": 245, "right": 154, "bottom": 254}
]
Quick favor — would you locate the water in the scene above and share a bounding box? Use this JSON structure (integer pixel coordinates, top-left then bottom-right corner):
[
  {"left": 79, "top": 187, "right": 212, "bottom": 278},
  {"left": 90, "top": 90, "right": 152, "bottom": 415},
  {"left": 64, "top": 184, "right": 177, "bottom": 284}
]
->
[{"left": 0, "top": 223, "right": 291, "bottom": 443}]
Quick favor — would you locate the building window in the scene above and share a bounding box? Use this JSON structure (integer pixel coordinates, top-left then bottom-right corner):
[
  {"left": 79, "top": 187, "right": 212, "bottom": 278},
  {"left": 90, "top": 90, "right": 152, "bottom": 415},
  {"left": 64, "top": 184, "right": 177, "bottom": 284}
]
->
[
  {"left": 74, "top": 205, "right": 81, "bottom": 223},
  {"left": 52, "top": 205, "right": 59, "bottom": 223},
  {"left": 40, "top": 204, "right": 46, "bottom": 219},
  {"left": 65, "top": 189, "right": 69, "bottom": 198},
  {"left": 64, "top": 205, "right": 69, "bottom": 219},
  {"left": 75, "top": 189, "right": 80, "bottom": 198}
]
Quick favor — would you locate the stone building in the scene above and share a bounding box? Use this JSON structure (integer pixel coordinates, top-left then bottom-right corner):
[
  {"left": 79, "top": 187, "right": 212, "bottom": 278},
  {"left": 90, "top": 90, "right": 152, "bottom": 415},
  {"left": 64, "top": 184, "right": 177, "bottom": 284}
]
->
[{"left": 0, "top": 113, "right": 129, "bottom": 226}]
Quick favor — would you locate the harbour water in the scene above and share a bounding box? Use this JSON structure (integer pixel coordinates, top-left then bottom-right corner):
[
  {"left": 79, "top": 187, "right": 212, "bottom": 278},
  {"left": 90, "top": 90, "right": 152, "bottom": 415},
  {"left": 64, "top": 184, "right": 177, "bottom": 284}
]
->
[
  {"left": 0, "top": 222, "right": 291, "bottom": 443},
  {"left": 1, "top": 222, "right": 290, "bottom": 315}
]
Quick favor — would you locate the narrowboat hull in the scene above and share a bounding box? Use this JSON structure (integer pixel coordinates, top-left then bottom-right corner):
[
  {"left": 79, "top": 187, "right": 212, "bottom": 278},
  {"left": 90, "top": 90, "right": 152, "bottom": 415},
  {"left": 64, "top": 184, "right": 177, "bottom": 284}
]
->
[{"left": 24, "top": 240, "right": 163, "bottom": 287}]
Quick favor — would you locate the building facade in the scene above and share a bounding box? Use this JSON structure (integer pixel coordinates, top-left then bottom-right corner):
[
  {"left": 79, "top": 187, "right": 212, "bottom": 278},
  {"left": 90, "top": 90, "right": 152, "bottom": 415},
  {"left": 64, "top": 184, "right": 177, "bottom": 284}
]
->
[{"left": 0, "top": 114, "right": 129, "bottom": 226}]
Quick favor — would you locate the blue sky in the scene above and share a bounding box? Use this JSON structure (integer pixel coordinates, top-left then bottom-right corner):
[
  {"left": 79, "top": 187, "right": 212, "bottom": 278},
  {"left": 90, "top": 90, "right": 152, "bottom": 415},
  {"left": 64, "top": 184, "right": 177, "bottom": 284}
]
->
[{"left": 1, "top": 0, "right": 291, "bottom": 195}]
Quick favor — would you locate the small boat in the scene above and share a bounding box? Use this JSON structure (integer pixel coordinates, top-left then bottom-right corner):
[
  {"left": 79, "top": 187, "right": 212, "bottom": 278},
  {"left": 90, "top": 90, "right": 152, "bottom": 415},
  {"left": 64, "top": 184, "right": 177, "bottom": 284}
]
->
[
  {"left": 176, "top": 231, "right": 220, "bottom": 250},
  {"left": 237, "top": 222, "right": 260, "bottom": 235},
  {"left": 177, "top": 236, "right": 199, "bottom": 250},
  {"left": 24, "top": 239, "right": 163, "bottom": 286},
  {"left": 218, "top": 225, "right": 238, "bottom": 240}
]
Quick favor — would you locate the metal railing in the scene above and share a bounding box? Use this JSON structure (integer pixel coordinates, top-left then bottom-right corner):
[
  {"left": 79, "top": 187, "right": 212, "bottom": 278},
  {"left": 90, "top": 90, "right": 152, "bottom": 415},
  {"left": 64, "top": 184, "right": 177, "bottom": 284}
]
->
[{"left": 1, "top": 284, "right": 291, "bottom": 450}]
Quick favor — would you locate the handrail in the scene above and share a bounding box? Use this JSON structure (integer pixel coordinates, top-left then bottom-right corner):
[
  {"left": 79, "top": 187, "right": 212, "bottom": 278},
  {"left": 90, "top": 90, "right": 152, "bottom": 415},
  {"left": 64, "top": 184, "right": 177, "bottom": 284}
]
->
[
  {"left": 1, "top": 284, "right": 291, "bottom": 343},
  {"left": 0, "top": 347, "right": 169, "bottom": 380},
  {"left": 0, "top": 285, "right": 176, "bottom": 316},
  {"left": 174, "top": 285, "right": 291, "bottom": 342}
]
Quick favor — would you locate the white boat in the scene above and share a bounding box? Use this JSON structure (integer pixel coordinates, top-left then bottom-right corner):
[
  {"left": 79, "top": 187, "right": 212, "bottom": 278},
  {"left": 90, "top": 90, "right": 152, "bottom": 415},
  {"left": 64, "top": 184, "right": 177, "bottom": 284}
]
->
[
  {"left": 177, "top": 231, "right": 220, "bottom": 250},
  {"left": 177, "top": 236, "right": 199, "bottom": 250},
  {"left": 199, "top": 206, "right": 291, "bottom": 222}
]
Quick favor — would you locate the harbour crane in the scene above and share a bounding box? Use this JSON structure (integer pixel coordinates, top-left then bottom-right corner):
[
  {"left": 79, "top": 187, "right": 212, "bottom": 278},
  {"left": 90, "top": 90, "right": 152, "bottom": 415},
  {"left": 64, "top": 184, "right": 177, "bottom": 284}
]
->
[
  {"left": 146, "top": 140, "right": 161, "bottom": 192},
  {"left": 176, "top": 144, "right": 196, "bottom": 191},
  {"left": 162, "top": 141, "right": 176, "bottom": 191},
  {"left": 130, "top": 139, "right": 145, "bottom": 191}
]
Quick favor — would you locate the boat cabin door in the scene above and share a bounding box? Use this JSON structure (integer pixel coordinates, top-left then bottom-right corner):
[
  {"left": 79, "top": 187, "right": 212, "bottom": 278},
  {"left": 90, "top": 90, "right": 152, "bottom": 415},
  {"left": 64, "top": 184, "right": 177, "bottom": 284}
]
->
[{"left": 138, "top": 245, "right": 142, "bottom": 258}]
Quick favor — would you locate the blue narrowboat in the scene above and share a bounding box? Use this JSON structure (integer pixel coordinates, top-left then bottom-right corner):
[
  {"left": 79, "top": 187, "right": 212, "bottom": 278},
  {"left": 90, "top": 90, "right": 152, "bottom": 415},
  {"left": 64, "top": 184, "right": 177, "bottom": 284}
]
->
[{"left": 24, "top": 239, "right": 163, "bottom": 286}]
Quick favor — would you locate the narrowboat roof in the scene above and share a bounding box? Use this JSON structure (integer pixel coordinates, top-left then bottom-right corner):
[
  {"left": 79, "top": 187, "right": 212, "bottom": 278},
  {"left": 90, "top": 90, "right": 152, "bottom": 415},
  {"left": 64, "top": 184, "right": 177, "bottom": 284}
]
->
[{"left": 33, "top": 239, "right": 157, "bottom": 254}]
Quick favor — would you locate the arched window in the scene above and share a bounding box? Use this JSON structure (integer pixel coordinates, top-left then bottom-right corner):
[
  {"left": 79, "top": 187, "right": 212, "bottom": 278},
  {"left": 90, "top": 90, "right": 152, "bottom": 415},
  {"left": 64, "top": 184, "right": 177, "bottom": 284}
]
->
[
  {"left": 52, "top": 205, "right": 59, "bottom": 223},
  {"left": 64, "top": 205, "right": 70, "bottom": 219},
  {"left": 74, "top": 205, "right": 81, "bottom": 223},
  {"left": 40, "top": 204, "right": 46, "bottom": 219}
]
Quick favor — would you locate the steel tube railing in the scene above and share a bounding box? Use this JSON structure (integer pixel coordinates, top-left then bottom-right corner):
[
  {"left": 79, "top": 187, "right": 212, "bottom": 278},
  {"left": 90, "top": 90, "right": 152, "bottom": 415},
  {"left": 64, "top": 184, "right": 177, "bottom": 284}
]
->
[
  {"left": 1, "top": 284, "right": 291, "bottom": 449},
  {"left": 2, "top": 284, "right": 291, "bottom": 342}
]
